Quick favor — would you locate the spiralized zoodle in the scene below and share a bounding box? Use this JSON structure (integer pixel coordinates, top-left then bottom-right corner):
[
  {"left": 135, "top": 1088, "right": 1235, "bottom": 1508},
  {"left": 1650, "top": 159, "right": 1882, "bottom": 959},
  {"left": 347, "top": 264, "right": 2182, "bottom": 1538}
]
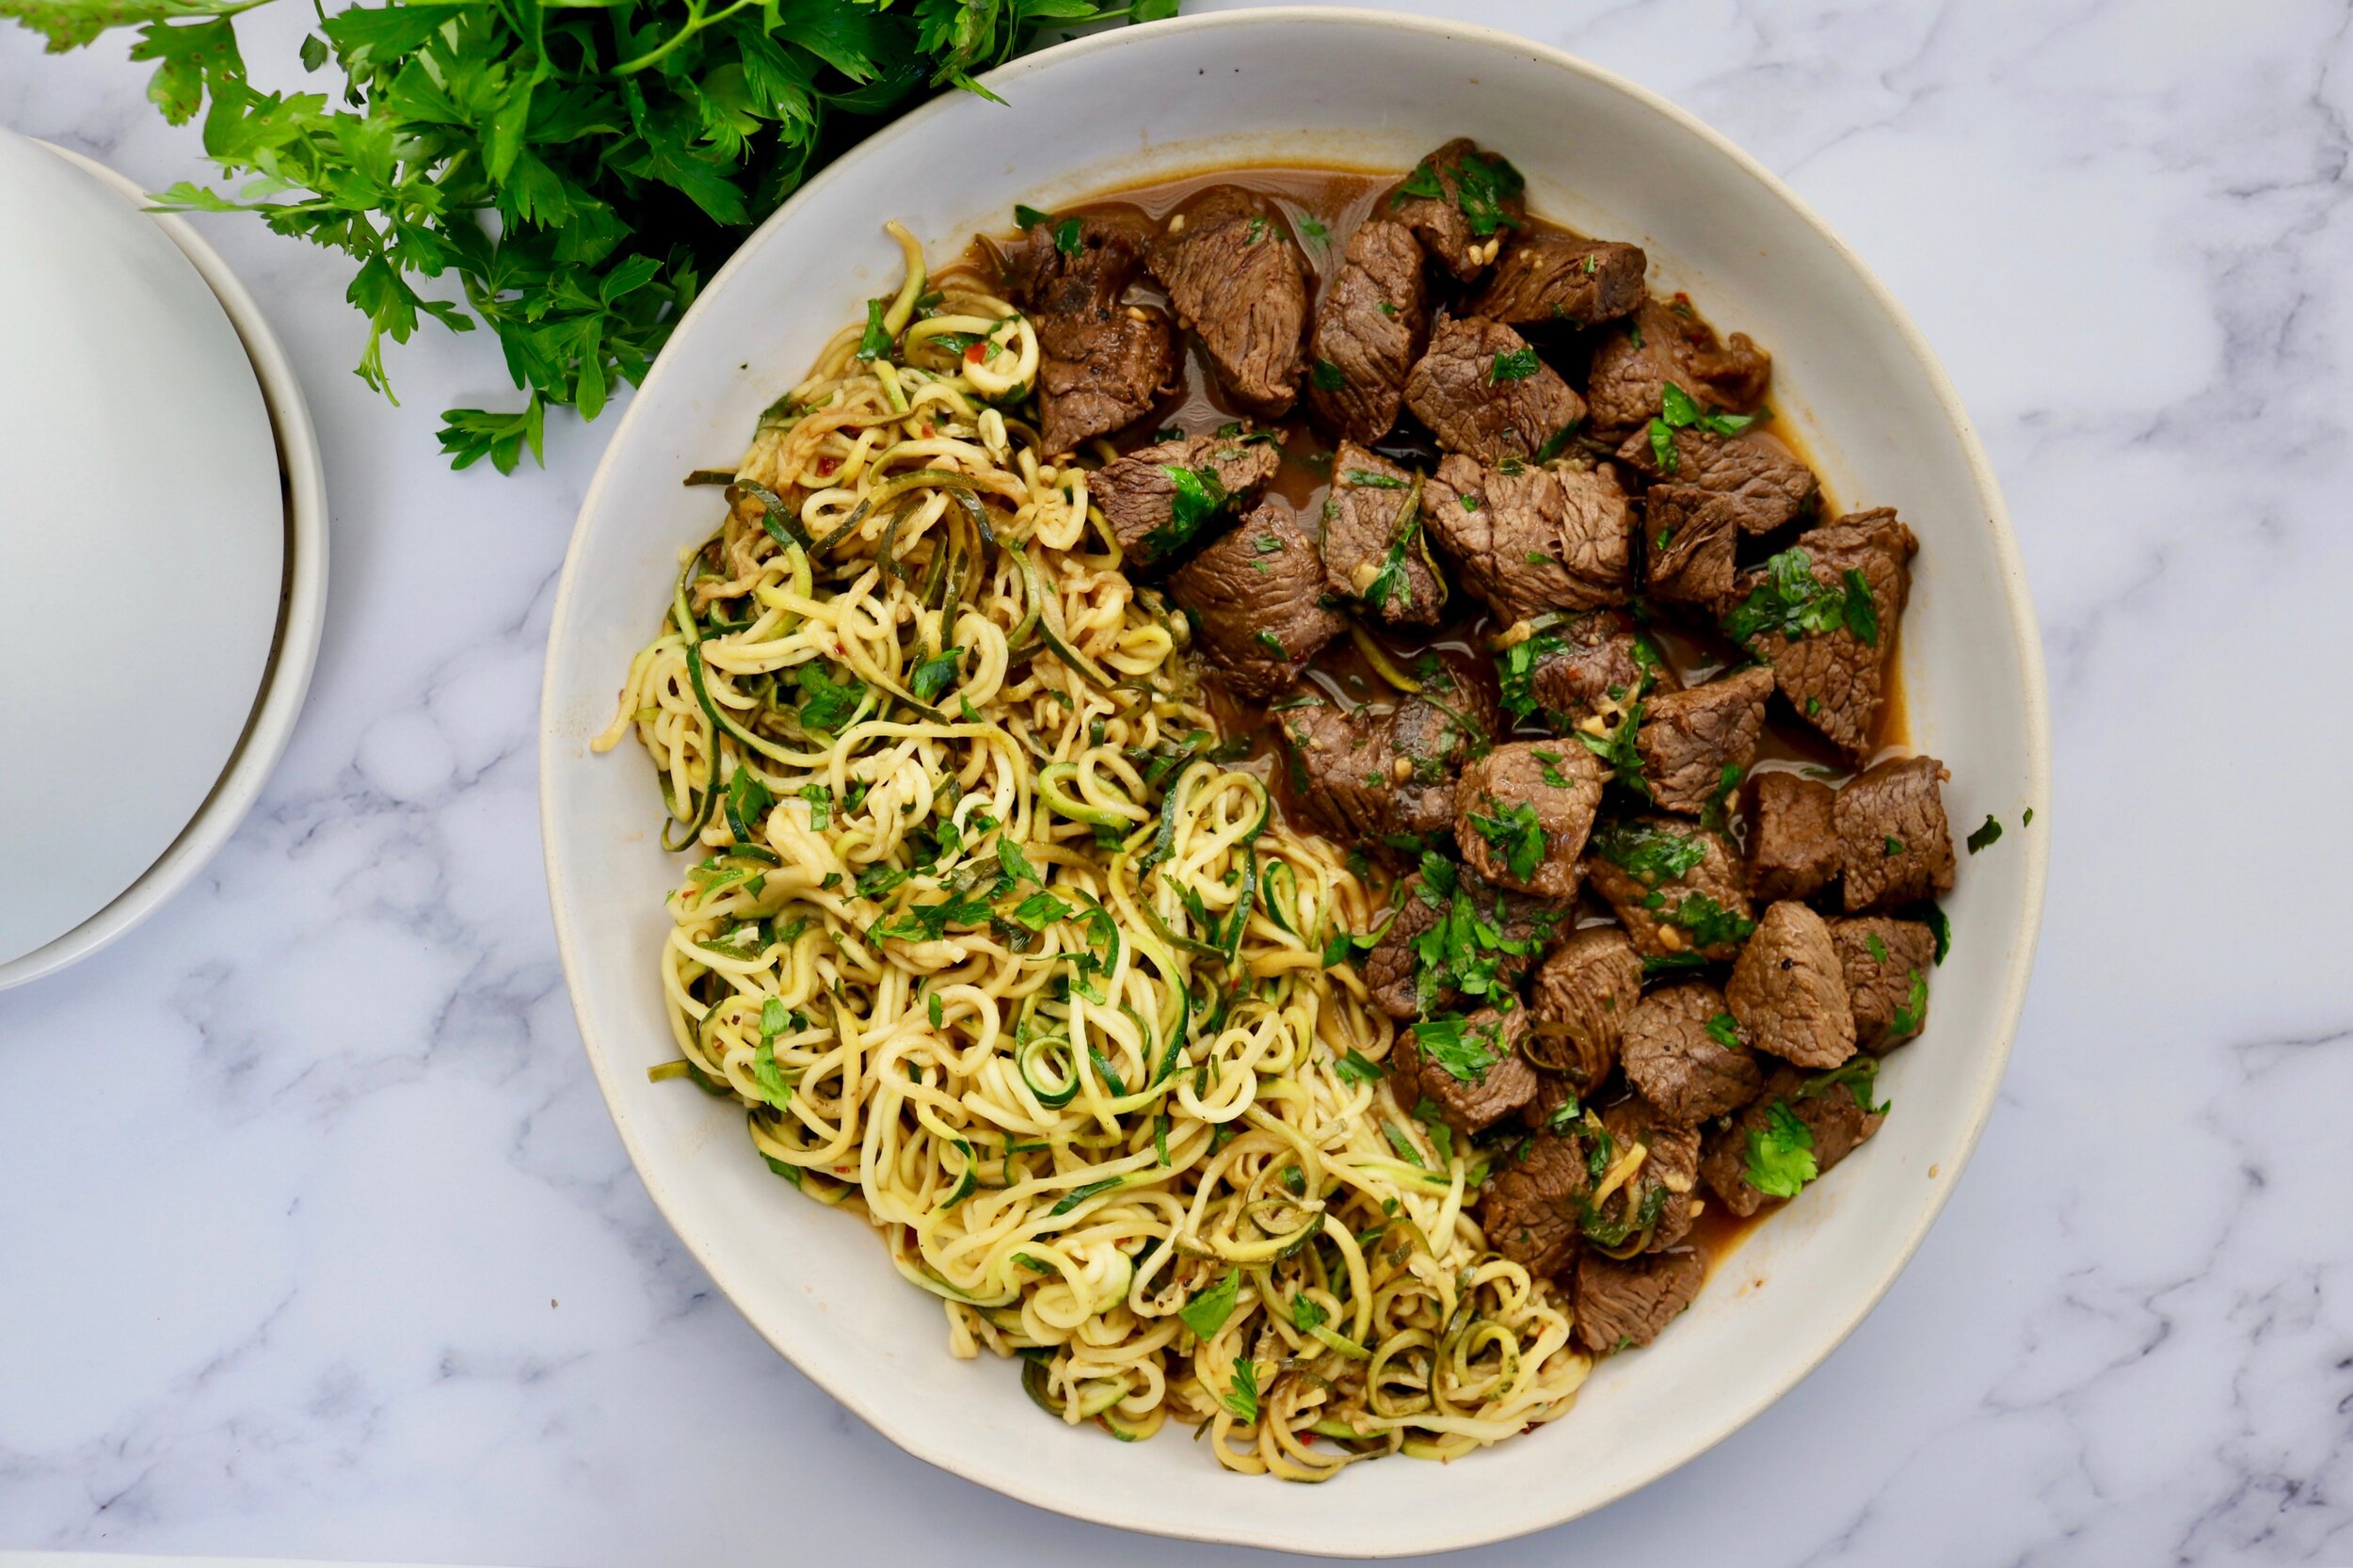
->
[{"left": 599, "top": 221, "right": 1592, "bottom": 1477}]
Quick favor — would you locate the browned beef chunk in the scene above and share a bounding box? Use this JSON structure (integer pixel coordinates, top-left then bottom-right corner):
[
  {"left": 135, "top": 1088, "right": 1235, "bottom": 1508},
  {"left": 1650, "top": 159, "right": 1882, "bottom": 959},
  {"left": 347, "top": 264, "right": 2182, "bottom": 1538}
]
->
[
  {"left": 1727, "top": 901, "right": 1857, "bottom": 1068},
  {"left": 1275, "top": 682, "right": 1491, "bottom": 849},
  {"left": 1466, "top": 233, "right": 1647, "bottom": 328},
  {"left": 1320, "top": 444, "right": 1445, "bottom": 626},
  {"left": 1403, "top": 316, "right": 1587, "bottom": 466},
  {"left": 1167, "top": 503, "right": 1343, "bottom": 700},
  {"left": 1622, "top": 981, "right": 1765, "bottom": 1128},
  {"left": 1517, "top": 610, "right": 1678, "bottom": 732},
  {"left": 1584, "top": 818, "right": 1755, "bottom": 962},
  {"left": 1831, "top": 917, "right": 1935, "bottom": 1052},
  {"left": 1481, "top": 1130, "right": 1592, "bottom": 1274},
  {"left": 1701, "top": 1064, "right": 1886, "bottom": 1218},
  {"left": 1091, "top": 429, "right": 1282, "bottom": 565},
  {"left": 1834, "top": 755, "right": 1956, "bottom": 912},
  {"left": 1527, "top": 926, "right": 1643, "bottom": 1096},
  {"left": 1586, "top": 296, "right": 1772, "bottom": 435},
  {"left": 1361, "top": 865, "right": 1563, "bottom": 1020},
  {"left": 1388, "top": 1006, "right": 1536, "bottom": 1136},
  {"left": 1384, "top": 137, "right": 1527, "bottom": 281},
  {"left": 1746, "top": 771, "right": 1841, "bottom": 903},
  {"left": 1575, "top": 1247, "right": 1705, "bottom": 1352},
  {"left": 1455, "top": 741, "right": 1605, "bottom": 902},
  {"left": 1147, "top": 186, "right": 1308, "bottom": 416},
  {"left": 1615, "top": 424, "right": 1818, "bottom": 536},
  {"left": 1422, "top": 455, "right": 1633, "bottom": 625},
  {"left": 1306, "top": 220, "right": 1431, "bottom": 445},
  {"left": 1591, "top": 1097, "right": 1703, "bottom": 1252},
  {"left": 1636, "top": 666, "right": 1772, "bottom": 817},
  {"left": 1729, "top": 508, "right": 1916, "bottom": 760},
  {"left": 1642, "top": 484, "right": 1740, "bottom": 611},
  {"left": 1003, "top": 211, "right": 1178, "bottom": 453}
]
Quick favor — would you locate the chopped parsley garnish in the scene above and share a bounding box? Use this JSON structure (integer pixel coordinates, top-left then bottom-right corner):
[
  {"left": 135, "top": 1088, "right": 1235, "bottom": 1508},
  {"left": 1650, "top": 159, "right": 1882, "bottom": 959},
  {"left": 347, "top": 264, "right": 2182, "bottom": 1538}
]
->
[
  {"left": 1292, "top": 1294, "right": 1329, "bottom": 1333},
  {"left": 1705, "top": 1012, "right": 1741, "bottom": 1048},
  {"left": 1255, "top": 630, "right": 1288, "bottom": 656},
  {"left": 1052, "top": 216, "right": 1082, "bottom": 256},
  {"left": 1243, "top": 215, "right": 1268, "bottom": 246},
  {"left": 1142, "top": 463, "right": 1229, "bottom": 558},
  {"left": 1670, "top": 893, "right": 1755, "bottom": 951},
  {"left": 1865, "top": 930, "right": 1890, "bottom": 965},
  {"left": 1721, "top": 548, "right": 1878, "bottom": 648},
  {"left": 1545, "top": 1096, "right": 1582, "bottom": 1132},
  {"left": 1413, "top": 1014, "right": 1501, "bottom": 1083},
  {"left": 1311, "top": 358, "right": 1346, "bottom": 392},
  {"left": 1743, "top": 1101, "right": 1817, "bottom": 1198},
  {"left": 1532, "top": 748, "right": 1572, "bottom": 788},
  {"left": 1884, "top": 836, "right": 1905, "bottom": 857},
  {"left": 906, "top": 647, "right": 964, "bottom": 703},
  {"left": 2023, "top": 807, "right": 2035, "bottom": 826},
  {"left": 1886, "top": 968, "right": 1929, "bottom": 1036},
  {"left": 1225, "top": 1359, "right": 1260, "bottom": 1423},
  {"left": 1390, "top": 146, "right": 1525, "bottom": 235},
  {"left": 1532, "top": 423, "right": 1582, "bottom": 464},
  {"left": 1299, "top": 215, "right": 1331, "bottom": 248},
  {"left": 1801, "top": 1056, "right": 1891, "bottom": 1114},
  {"left": 1574, "top": 704, "right": 1649, "bottom": 795},
  {"left": 1489, "top": 346, "right": 1542, "bottom": 383},
  {"left": 1255, "top": 534, "right": 1285, "bottom": 554},
  {"left": 1496, "top": 629, "right": 1564, "bottom": 726},
  {"left": 1966, "top": 814, "right": 2004, "bottom": 854},
  {"left": 1333, "top": 1048, "right": 1383, "bottom": 1085},
  {"left": 1013, "top": 202, "right": 1053, "bottom": 229},
  {"left": 793, "top": 661, "right": 865, "bottom": 733},
  {"left": 1593, "top": 821, "right": 1706, "bottom": 887},
  {"left": 1360, "top": 480, "right": 1426, "bottom": 614},
  {"left": 1180, "top": 1269, "right": 1241, "bottom": 1338},
  {"left": 1467, "top": 797, "right": 1546, "bottom": 882},
  {"left": 1342, "top": 468, "right": 1410, "bottom": 490}
]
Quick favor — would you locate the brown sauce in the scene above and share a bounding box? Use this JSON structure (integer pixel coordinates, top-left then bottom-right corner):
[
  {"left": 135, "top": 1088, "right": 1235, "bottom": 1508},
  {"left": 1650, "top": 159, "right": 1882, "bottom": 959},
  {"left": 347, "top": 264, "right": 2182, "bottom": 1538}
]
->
[{"left": 984, "top": 163, "right": 1914, "bottom": 1276}]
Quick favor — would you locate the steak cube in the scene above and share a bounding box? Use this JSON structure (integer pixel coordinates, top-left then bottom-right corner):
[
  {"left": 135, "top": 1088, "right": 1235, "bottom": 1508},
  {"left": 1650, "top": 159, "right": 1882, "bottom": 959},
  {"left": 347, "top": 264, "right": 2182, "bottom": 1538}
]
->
[
  {"left": 1388, "top": 1006, "right": 1537, "bottom": 1136},
  {"left": 1584, "top": 817, "right": 1755, "bottom": 962},
  {"left": 1641, "top": 483, "right": 1740, "bottom": 611},
  {"left": 1635, "top": 666, "right": 1773, "bottom": 817},
  {"left": 1830, "top": 916, "right": 1935, "bottom": 1052},
  {"left": 1574, "top": 1248, "right": 1705, "bottom": 1352},
  {"left": 1614, "top": 424, "right": 1818, "bottom": 536},
  {"left": 1403, "top": 315, "right": 1587, "bottom": 466},
  {"left": 1526, "top": 926, "right": 1643, "bottom": 1096},
  {"left": 1833, "top": 755, "right": 1956, "bottom": 911},
  {"left": 1275, "top": 680, "right": 1493, "bottom": 850},
  {"left": 1384, "top": 137, "right": 1527, "bottom": 281},
  {"left": 1004, "top": 209, "right": 1178, "bottom": 454},
  {"left": 1726, "top": 901, "right": 1857, "bottom": 1068},
  {"left": 1455, "top": 740, "right": 1605, "bottom": 902},
  {"left": 1701, "top": 1063, "right": 1886, "bottom": 1218},
  {"left": 1147, "top": 185, "right": 1308, "bottom": 416},
  {"left": 1091, "top": 429, "right": 1282, "bottom": 565},
  {"left": 1586, "top": 295, "right": 1772, "bottom": 435},
  {"left": 1422, "top": 453, "right": 1634, "bottom": 626},
  {"left": 1305, "top": 219, "right": 1432, "bottom": 445},
  {"left": 1166, "top": 502, "right": 1343, "bottom": 700},
  {"left": 1508, "top": 608, "right": 1678, "bottom": 733},
  {"left": 1726, "top": 508, "right": 1916, "bottom": 760},
  {"left": 1465, "top": 233, "right": 1647, "bottom": 327},
  {"left": 1481, "top": 1130, "right": 1593, "bottom": 1275},
  {"left": 1746, "top": 771, "right": 1841, "bottom": 903},
  {"left": 1321, "top": 443, "right": 1446, "bottom": 626},
  {"left": 1622, "top": 980, "right": 1765, "bottom": 1128},
  {"left": 1361, "top": 863, "right": 1563, "bottom": 1020}
]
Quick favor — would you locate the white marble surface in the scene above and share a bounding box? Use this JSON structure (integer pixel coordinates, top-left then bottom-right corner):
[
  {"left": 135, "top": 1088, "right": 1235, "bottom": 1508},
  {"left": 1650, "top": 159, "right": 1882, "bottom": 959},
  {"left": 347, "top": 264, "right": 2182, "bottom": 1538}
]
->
[{"left": 3, "top": 1, "right": 2349, "bottom": 1562}]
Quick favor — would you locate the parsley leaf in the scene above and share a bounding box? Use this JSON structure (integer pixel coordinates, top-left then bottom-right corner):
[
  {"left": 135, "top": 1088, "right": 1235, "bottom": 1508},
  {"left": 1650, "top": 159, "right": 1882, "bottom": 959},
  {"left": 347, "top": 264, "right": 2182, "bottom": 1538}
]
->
[
  {"left": 906, "top": 647, "right": 964, "bottom": 702},
  {"left": 794, "top": 661, "right": 865, "bottom": 734},
  {"left": 1489, "top": 345, "right": 1542, "bottom": 383},
  {"left": 1705, "top": 1012, "right": 1741, "bottom": 1048},
  {"left": 1180, "top": 1270, "right": 1242, "bottom": 1338},
  {"left": 1467, "top": 797, "right": 1547, "bottom": 882},
  {"left": 1311, "top": 358, "right": 1346, "bottom": 392},
  {"left": 856, "top": 298, "right": 892, "bottom": 361},
  {"left": 1224, "top": 1359, "right": 1260, "bottom": 1423},
  {"left": 1333, "top": 1048, "right": 1383, "bottom": 1085},
  {"left": 1142, "top": 463, "right": 1229, "bottom": 559},
  {"left": 1051, "top": 216, "right": 1082, "bottom": 256},
  {"left": 1744, "top": 1101, "right": 1817, "bottom": 1198},
  {"left": 1967, "top": 814, "right": 2004, "bottom": 854},
  {"left": 1413, "top": 1015, "right": 1501, "bottom": 1082},
  {"left": 1722, "top": 548, "right": 1873, "bottom": 648}
]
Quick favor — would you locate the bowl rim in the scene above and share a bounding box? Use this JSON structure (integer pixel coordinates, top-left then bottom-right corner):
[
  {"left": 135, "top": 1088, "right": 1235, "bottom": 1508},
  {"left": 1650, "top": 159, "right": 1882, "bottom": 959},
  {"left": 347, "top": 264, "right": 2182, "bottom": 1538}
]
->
[
  {"left": 0, "top": 141, "right": 329, "bottom": 992},
  {"left": 539, "top": 7, "right": 2051, "bottom": 1552}
]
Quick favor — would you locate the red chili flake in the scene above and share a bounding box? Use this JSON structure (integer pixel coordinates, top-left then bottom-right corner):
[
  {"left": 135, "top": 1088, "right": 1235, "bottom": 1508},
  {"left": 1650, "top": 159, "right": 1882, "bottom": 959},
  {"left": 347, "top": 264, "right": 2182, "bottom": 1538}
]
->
[
  {"left": 815, "top": 457, "right": 838, "bottom": 476},
  {"left": 965, "top": 342, "right": 987, "bottom": 364}
]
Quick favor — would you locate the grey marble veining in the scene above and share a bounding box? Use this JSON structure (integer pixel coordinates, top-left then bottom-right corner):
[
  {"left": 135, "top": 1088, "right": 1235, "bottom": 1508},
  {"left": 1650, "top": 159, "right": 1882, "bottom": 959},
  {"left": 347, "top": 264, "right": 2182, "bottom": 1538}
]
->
[{"left": 5, "top": 1, "right": 2351, "bottom": 1563}]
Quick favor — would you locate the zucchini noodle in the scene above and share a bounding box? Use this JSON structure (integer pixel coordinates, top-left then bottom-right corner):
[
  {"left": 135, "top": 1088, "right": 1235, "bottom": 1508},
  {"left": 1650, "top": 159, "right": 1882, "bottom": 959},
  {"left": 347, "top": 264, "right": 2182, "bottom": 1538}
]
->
[{"left": 600, "top": 224, "right": 1593, "bottom": 1476}]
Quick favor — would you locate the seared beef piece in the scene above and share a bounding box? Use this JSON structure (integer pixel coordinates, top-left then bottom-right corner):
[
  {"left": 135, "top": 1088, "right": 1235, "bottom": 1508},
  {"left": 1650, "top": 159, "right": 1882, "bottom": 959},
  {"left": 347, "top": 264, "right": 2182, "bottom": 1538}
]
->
[
  {"left": 1575, "top": 1248, "right": 1705, "bottom": 1352},
  {"left": 1615, "top": 425, "right": 1818, "bottom": 536},
  {"left": 1306, "top": 220, "right": 1432, "bottom": 445},
  {"left": 1147, "top": 186, "right": 1309, "bottom": 416},
  {"left": 1361, "top": 865, "right": 1563, "bottom": 1020},
  {"left": 1385, "top": 137, "right": 1527, "bottom": 281},
  {"left": 1455, "top": 741, "right": 1605, "bottom": 902},
  {"left": 1092, "top": 429, "right": 1282, "bottom": 565},
  {"left": 1481, "top": 1130, "right": 1592, "bottom": 1274},
  {"left": 1527, "top": 926, "right": 1643, "bottom": 1096},
  {"left": 1729, "top": 508, "right": 1916, "bottom": 760},
  {"left": 1726, "top": 901, "right": 1857, "bottom": 1068},
  {"left": 1388, "top": 1006, "right": 1536, "bottom": 1137},
  {"left": 1403, "top": 316, "right": 1587, "bottom": 466},
  {"left": 1635, "top": 666, "right": 1772, "bottom": 817},
  {"left": 1276, "top": 682, "right": 1492, "bottom": 848},
  {"left": 1466, "top": 234, "right": 1647, "bottom": 328},
  {"left": 1622, "top": 981, "right": 1765, "bottom": 1128},
  {"left": 1746, "top": 771, "right": 1842, "bottom": 903},
  {"left": 1584, "top": 817, "right": 1755, "bottom": 962},
  {"left": 1701, "top": 1064, "right": 1886, "bottom": 1218},
  {"left": 1586, "top": 296, "right": 1772, "bottom": 435},
  {"left": 1167, "top": 503, "right": 1344, "bottom": 701},
  {"left": 1593, "top": 1097, "right": 1703, "bottom": 1252},
  {"left": 1524, "top": 1070, "right": 1582, "bottom": 1133},
  {"left": 1321, "top": 444, "right": 1445, "bottom": 626},
  {"left": 1833, "top": 755, "right": 1957, "bottom": 912},
  {"left": 1831, "top": 916, "right": 1935, "bottom": 1052},
  {"left": 1642, "top": 484, "right": 1740, "bottom": 611},
  {"left": 1004, "top": 211, "right": 1178, "bottom": 453},
  {"left": 1520, "top": 609, "right": 1679, "bottom": 732},
  {"left": 1423, "top": 455, "right": 1634, "bottom": 625}
]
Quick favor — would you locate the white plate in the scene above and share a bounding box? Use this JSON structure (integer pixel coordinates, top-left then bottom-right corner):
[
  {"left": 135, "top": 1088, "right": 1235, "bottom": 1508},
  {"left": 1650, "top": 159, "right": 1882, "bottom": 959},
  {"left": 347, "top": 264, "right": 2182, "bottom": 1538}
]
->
[
  {"left": 540, "top": 10, "right": 2049, "bottom": 1554},
  {"left": 0, "top": 140, "right": 328, "bottom": 989}
]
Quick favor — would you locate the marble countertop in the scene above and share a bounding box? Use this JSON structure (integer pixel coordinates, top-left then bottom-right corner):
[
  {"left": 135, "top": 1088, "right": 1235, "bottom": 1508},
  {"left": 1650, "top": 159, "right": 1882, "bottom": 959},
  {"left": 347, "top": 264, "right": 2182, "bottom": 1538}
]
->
[{"left": 5, "top": 1, "right": 2349, "bottom": 1563}]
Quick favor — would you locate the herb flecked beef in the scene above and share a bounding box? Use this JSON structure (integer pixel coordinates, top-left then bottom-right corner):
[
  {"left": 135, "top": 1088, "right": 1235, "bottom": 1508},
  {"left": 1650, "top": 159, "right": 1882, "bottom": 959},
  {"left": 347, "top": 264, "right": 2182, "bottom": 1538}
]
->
[
  {"left": 1320, "top": 444, "right": 1447, "bottom": 626},
  {"left": 1622, "top": 980, "right": 1766, "bottom": 1127},
  {"left": 1275, "top": 680, "right": 1495, "bottom": 849},
  {"left": 1583, "top": 817, "right": 1756, "bottom": 963},
  {"left": 1730, "top": 508, "right": 1916, "bottom": 760},
  {"left": 1831, "top": 917, "right": 1937, "bottom": 1052},
  {"left": 1004, "top": 211, "right": 1180, "bottom": 455},
  {"left": 1453, "top": 741, "right": 1605, "bottom": 902},
  {"left": 1586, "top": 296, "right": 1773, "bottom": 435},
  {"left": 1701, "top": 1064, "right": 1887, "bottom": 1218},
  {"left": 1634, "top": 667, "right": 1773, "bottom": 817},
  {"left": 1166, "top": 502, "right": 1342, "bottom": 701},
  {"left": 1422, "top": 456, "right": 1635, "bottom": 625},
  {"left": 1385, "top": 138, "right": 1529, "bottom": 280},
  {"left": 1526, "top": 926, "right": 1643, "bottom": 1095},
  {"left": 1148, "top": 185, "right": 1310, "bottom": 417},
  {"left": 1574, "top": 1245, "right": 1705, "bottom": 1352},
  {"left": 1362, "top": 861, "right": 1561, "bottom": 1020},
  {"left": 1614, "top": 424, "right": 1820, "bottom": 536},
  {"left": 1466, "top": 233, "right": 1649, "bottom": 328},
  {"left": 1833, "top": 756, "right": 1957, "bottom": 912},
  {"left": 1387, "top": 1007, "right": 1537, "bottom": 1136},
  {"left": 1091, "top": 430, "right": 1281, "bottom": 566},
  {"left": 1306, "top": 220, "right": 1433, "bottom": 445},
  {"left": 1726, "top": 901, "right": 1858, "bottom": 1069},
  {"left": 1745, "top": 771, "right": 1843, "bottom": 903},
  {"left": 1404, "top": 315, "right": 1588, "bottom": 467}
]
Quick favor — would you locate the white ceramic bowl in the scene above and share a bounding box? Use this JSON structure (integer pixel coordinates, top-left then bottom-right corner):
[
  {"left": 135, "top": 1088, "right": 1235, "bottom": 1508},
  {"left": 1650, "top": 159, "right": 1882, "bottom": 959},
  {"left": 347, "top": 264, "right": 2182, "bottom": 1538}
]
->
[
  {"left": 0, "top": 139, "right": 328, "bottom": 989},
  {"left": 541, "top": 9, "right": 2049, "bottom": 1554}
]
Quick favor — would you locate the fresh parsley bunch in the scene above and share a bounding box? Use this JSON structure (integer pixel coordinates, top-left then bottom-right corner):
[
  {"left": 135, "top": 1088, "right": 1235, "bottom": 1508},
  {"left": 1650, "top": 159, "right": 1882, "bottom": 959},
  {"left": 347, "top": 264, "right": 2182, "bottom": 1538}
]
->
[{"left": 4, "top": 0, "right": 1177, "bottom": 472}]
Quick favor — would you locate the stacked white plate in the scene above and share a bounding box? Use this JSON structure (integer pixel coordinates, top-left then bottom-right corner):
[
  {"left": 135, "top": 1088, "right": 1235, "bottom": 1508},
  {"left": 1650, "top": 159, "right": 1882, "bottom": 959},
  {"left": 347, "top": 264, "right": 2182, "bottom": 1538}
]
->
[{"left": 0, "top": 131, "right": 327, "bottom": 988}]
